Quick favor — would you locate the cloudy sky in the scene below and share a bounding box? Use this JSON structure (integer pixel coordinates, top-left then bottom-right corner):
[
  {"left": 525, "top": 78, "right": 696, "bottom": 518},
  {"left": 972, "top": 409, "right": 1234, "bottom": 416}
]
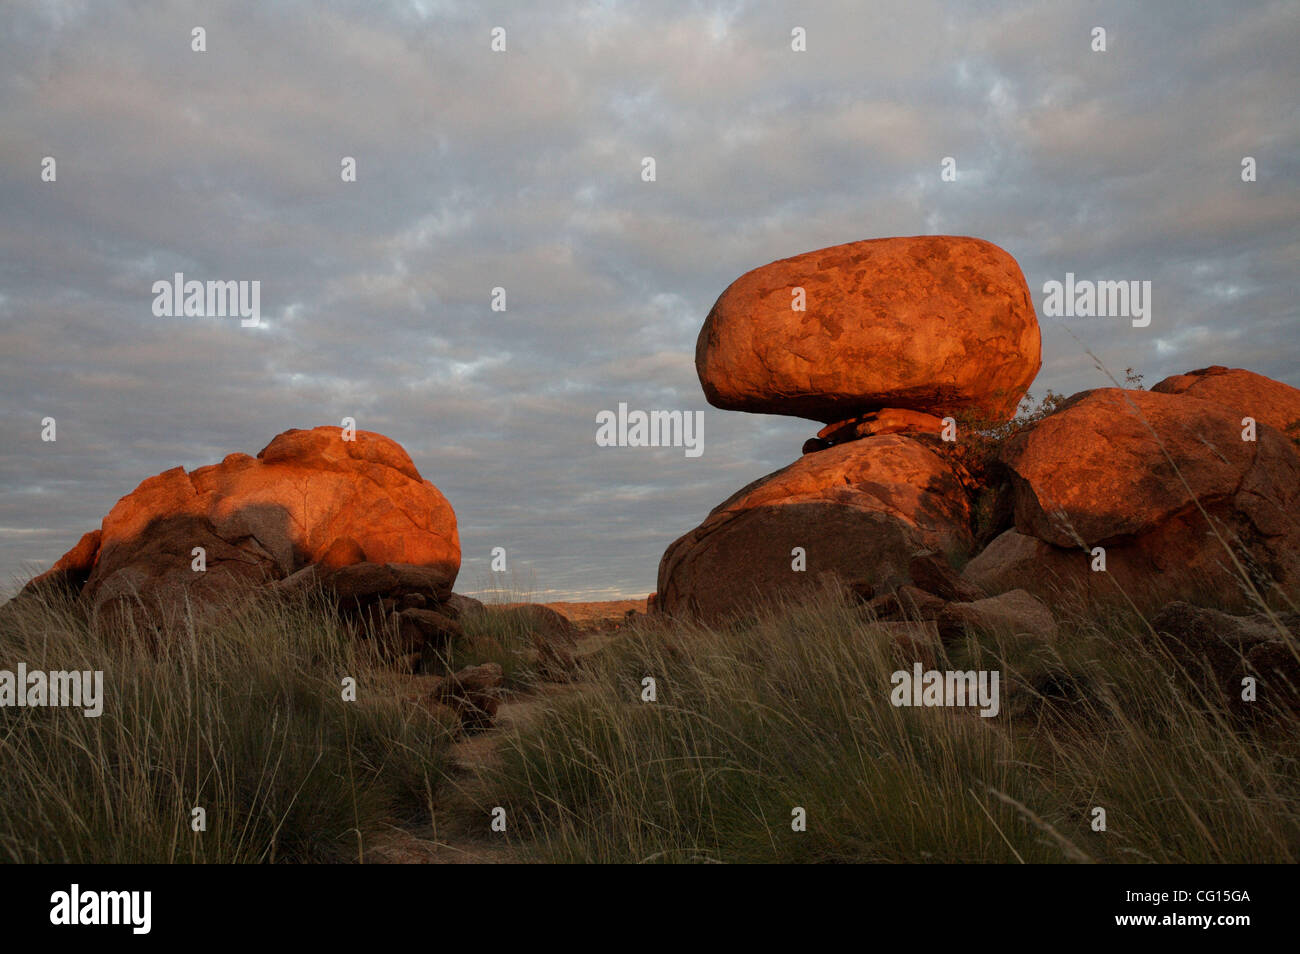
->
[{"left": 1, "top": 0, "right": 1297, "bottom": 600}]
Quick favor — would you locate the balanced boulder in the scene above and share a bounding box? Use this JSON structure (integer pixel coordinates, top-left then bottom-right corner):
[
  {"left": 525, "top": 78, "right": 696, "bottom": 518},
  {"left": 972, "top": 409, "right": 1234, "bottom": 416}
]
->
[{"left": 695, "top": 235, "right": 1041, "bottom": 425}]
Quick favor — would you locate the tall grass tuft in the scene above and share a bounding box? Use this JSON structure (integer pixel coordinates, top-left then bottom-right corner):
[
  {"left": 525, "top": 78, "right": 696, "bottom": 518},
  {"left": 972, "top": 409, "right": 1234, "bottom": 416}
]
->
[
  {"left": 0, "top": 586, "right": 454, "bottom": 863},
  {"left": 470, "top": 589, "right": 1299, "bottom": 863}
]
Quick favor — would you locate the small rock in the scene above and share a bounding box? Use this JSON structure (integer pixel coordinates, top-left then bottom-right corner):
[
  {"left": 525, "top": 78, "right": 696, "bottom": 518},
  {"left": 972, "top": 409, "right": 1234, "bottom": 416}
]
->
[
  {"left": 438, "top": 662, "right": 505, "bottom": 729},
  {"left": 443, "top": 592, "right": 487, "bottom": 620},
  {"left": 896, "top": 585, "right": 948, "bottom": 620},
  {"left": 505, "top": 605, "right": 579, "bottom": 680},
  {"left": 405, "top": 678, "right": 460, "bottom": 726},
  {"left": 1243, "top": 639, "right": 1300, "bottom": 716},
  {"left": 397, "top": 607, "right": 462, "bottom": 649},
  {"left": 817, "top": 408, "right": 945, "bottom": 444},
  {"left": 909, "top": 550, "right": 982, "bottom": 602},
  {"left": 324, "top": 562, "right": 399, "bottom": 604},
  {"left": 937, "top": 589, "right": 1059, "bottom": 644},
  {"left": 511, "top": 604, "right": 578, "bottom": 644},
  {"left": 865, "top": 585, "right": 946, "bottom": 621},
  {"left": 1150, "top": 602, "right": 1294, "bottom": 683},
  {"left": 448, "top": 661, "right": 504, "bottom": 693},
  {"left": 398, "top": 591, "right": 428, "bottom": 611},
  {"left": 845, "top": 580, "right": 875, "bottom": 605},
  {"left": 871, "top": 621, "right": 942, "bottom": 670},
  {"left": 268, "top": 563, "right": 322, "bottom": 598}
]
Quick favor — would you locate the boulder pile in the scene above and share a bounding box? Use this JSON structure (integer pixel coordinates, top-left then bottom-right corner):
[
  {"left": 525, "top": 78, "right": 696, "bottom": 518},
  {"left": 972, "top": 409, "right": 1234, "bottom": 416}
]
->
[
  {"left": 658, "top": 238, "right": 1300, "bottom": 625},
  {"left": 659, "top": 235, "right": 1041, "bottom": 621},
  {"left": 963, "top": 383, "right": 1300, "bottom": 610}
]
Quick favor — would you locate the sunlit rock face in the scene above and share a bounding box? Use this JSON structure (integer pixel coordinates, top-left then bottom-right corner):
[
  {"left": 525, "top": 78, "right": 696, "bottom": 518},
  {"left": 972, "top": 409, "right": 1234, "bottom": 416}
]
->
[
  {"left": 696, "top": 235, "right": 1041, "bottom": 426},
  {"left": 25, "top": 426, "right": 461, "bottom": 623}
]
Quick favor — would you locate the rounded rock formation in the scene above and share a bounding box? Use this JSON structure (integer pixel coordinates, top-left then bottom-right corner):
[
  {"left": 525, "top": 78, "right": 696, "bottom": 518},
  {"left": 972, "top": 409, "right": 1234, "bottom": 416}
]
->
[
  {"left": 967, "top": 386, "right": 1300, "bottom": 612},
  {"left": 1001, "top": 388, "right": 1297, "bottom": 549},
  {"left": 695, "top": 235, "right": 1041, "bottom": 425},
  {"left": 35, "top": 426, "right": 461, "bottom": 621},
  {"left": 1150, "top": 366, "right": 1300, "bottom": 437},
  {"left": 656, "top": 434, "right": 973, "bottom": 622}
]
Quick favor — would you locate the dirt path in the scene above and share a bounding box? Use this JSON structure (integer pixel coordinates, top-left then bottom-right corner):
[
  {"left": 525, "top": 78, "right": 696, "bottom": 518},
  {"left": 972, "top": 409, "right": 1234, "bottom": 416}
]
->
[
  {"left": 364, "top": 599, "right": 638, "bottom": 863},
  {"left": 365, "top": 679, "right": 583, "bottom": 863}
]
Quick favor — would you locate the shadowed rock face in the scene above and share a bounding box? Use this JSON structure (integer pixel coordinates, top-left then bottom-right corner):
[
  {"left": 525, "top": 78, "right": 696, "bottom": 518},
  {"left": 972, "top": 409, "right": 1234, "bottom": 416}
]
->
[
  {"left": 696, "top": 235, "right": 1041, "bottom": 425},
  {"left": 27, "top": 426, "right": 460, "bottom": 621},
  {"left": 656, "top": 435, "right": 973, "bottom": 622}
]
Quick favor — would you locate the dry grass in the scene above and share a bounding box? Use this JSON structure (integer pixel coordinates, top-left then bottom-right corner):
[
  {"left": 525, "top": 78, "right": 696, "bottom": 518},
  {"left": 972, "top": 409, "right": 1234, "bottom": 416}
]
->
[
  {"left": 464, "top": 589, "right": 1299, "bottom": 863},
  {"left": 0, "top": 586, "right": 455, "bottom": 863},
  {"left": 1, "top": 578, "right": 1295, "bottom": 863}
]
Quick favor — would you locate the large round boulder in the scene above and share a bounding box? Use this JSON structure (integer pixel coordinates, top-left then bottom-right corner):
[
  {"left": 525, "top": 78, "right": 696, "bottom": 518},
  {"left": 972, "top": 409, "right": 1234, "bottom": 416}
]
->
[
  {"left": 1151, "top": 366, "right": 1300, "bottom": 438},
  {"left": 1001, "top": 388, "right": 1297, "bottom": 548},
  {"left": 657, "top": 434, "right": 973, "bottom": 622},
  {"left": 969, "top": 387, "right": 1300, "bottom": 612},
  {"left": 695, "top": 235, "right": 1041, "bottom": 425},
  {"left": 35, "top": 426, "right": 460, "bottom": 621}
]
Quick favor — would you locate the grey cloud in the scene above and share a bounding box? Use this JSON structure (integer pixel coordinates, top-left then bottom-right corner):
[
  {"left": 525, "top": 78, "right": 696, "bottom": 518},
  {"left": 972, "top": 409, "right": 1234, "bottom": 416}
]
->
[{"left": 1, "top": 0, "right": 1296, "bottom": 599}]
